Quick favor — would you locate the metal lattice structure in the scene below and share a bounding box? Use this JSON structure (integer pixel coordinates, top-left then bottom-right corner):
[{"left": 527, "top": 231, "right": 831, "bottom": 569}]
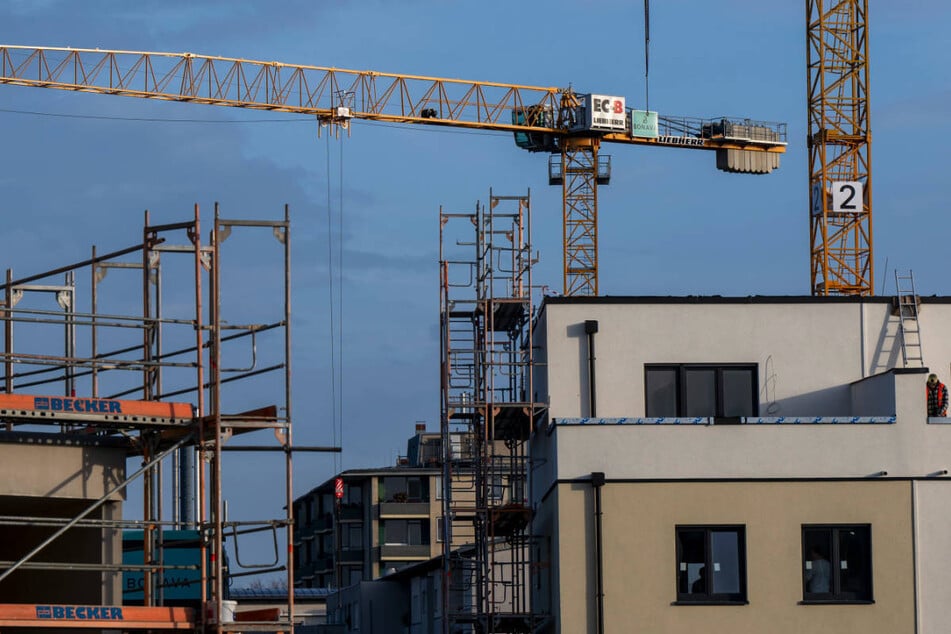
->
[
  {"left": 549, "top": 139, "right": 609, "bottom": 296},
  {"left": 439, "top": 191, "right": 545, "bottom": 633},
  {"left": 0, "top": 206, "right": 299, "bottom": 633},
  {"left": 808, "top": 0, "right": 873, "bottom": 295}
]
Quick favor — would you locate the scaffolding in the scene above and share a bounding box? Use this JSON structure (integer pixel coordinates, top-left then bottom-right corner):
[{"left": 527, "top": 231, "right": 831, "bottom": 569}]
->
[
  {"left": 439, "top": 190, "right": 546, "bottom": 633},
  {"left": 0, "top": 204, "right": 296, "bottom": 632}
]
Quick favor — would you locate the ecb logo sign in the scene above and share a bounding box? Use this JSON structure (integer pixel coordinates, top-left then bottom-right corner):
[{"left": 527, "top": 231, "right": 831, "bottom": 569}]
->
[
  {"left": 591, "top": 97, "right": 624, "bottom": 115},
  {"left": 586, "top": 94, "right": 626, "bottom": 132}
]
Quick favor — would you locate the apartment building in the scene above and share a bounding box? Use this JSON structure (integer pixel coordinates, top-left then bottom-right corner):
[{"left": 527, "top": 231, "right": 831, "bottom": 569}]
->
[
  {"left": 530, "top": 295, "right": 951, "bottom": 634},
  {"left": 294, "top": 427, "right": 480, "bottom": 589}
]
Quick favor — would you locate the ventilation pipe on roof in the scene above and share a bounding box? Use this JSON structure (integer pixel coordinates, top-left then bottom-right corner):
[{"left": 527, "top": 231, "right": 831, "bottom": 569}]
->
[{"left": 585, "top": 320, "right": 599, "bottom": 417}]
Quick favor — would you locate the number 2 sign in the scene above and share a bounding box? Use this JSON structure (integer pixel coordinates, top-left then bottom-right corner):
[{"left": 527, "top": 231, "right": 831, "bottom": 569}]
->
[{"left": 831, "top": 181, "right": 863, "bottom": 213}]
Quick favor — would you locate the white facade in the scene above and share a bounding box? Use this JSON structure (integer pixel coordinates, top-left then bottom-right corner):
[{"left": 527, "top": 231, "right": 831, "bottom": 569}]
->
[{"left": 532, "top": 297, "right": 951, "bottom": 480}]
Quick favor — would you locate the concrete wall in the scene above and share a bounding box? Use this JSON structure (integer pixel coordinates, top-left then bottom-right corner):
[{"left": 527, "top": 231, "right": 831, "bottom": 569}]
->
[
  {"left": 535, "top": 298, "right": 951, "bottom": 420},
  {"left": 534, "top": 370, "right": 949, "bottom": 485},
  {"left": 0, "top": 442, "right": 125, "bottom": 605},
  {"left": 530, "top": 299, "right": 951, "bottom": 488},
  {"left": 851, "top": 370, "right": 898, "bottom": 415},
  {"left": 327, "top": 580, "right": 408, "bottom": 632},
  {"left": 0, "top": 443, "right": 125, "bottom": 500},
  {"left": 552, "top": 480, "right": 915, "bottom": 634},
  {"left": 913, "top": 480, "right": 951, "bottom": 634}
]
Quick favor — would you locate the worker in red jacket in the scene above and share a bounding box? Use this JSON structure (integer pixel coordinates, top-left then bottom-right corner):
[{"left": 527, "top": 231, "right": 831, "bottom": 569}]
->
[{"left": 926, "top": 373, "right": 948, "bottom": 417}]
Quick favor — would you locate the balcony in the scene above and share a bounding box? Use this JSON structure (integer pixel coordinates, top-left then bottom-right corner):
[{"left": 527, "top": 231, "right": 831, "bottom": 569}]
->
[
  {"left": 378, "top": 502, "right": 430, "bottom": 517},
  {"left": 378, "top": 544, "right": 432, "bottom": 559}
]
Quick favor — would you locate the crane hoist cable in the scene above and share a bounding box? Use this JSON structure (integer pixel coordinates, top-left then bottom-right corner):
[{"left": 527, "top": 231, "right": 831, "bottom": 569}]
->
[
  {"left": 644, "top": 0, "right": 651, "bottom": 111},
  {"left": 336, "top": 135, "right": 345, "bottom": 472},
  {"left": 325, "top": 133, "right": 340, "bottom": 471}
]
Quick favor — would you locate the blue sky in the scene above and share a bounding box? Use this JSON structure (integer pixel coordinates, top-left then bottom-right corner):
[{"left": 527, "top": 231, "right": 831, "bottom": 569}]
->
[{"left": 2, "top": 1, "right": 950, "bottom": 576}]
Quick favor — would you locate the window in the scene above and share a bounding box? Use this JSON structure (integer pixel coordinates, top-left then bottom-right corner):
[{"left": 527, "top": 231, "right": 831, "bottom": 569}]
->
[
  {"left": 381, "top": 476, "right": 429, "bottom": 503},
  {"left": 491, "top": 474, "right": 504, "bottom": 501},
  {"left": 802, "top": 525, "right": 872, "bottom": 602},
  {"left": 344, "top": 484, "right": 362, "bottom": 507},
  {"left": 341, "top": 523, "right": 363, "bottom": 550},
  {"left": 646, "top": 364, "right": 757, "bottom": 418},
  {"left": 346, "top": 567, "right": 363, "bottom": 587},
  {"left": 321, "top": 493, "right": 334, "bottom": 515},
  {"left": 676, "top": 526, "right": 747, "bottom": 603},
  {"left": 382, "top": 519, "right": 430, "bottom": 545}
]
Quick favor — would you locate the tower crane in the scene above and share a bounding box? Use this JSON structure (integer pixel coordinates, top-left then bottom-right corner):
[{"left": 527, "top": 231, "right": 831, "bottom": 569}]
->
[
  {"left": 808, "top": 0, "right": 873, "bottom": 296},
  {"left": 0, "top": 45, "right": 787, "bottom": 296}
]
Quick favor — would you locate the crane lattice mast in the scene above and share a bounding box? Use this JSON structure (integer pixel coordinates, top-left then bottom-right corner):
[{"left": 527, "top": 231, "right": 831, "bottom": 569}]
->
[{"left": 807, "top": 0, "right": 873, "bottom": 295}]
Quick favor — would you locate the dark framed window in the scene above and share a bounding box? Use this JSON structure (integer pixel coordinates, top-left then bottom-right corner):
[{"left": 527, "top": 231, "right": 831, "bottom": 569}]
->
[
  {"left": 380, "top": 476, "right": 429, "bottom": 503},
  {"left": 382, "top": 519, "right": 429, "bottom": 545},
  {"left": 646, "top": 364, "right": 757, "bottom": 418},
  {"left": 340, "top": 523, "right": 363, "bottom": 550},
  {"left": 344, "top": 483, "right": 362, "bottom": 507},
  {"left": 802, "top": 525, "right": 873, "bottom": 603},
  {"left": 676, "top": 526, "right": 747, "bottom": 603}
]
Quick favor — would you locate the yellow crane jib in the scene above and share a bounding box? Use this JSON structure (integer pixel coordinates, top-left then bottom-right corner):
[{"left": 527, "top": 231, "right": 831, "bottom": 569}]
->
[{"left": 0, "top": 45, "right": 787, "bottom": 296}]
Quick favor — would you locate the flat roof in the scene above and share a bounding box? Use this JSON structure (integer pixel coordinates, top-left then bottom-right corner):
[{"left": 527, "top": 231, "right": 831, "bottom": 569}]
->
[
  {"left": 542, "top": 294, "right": 951, "bottom": 305},
  {"left": 537, "top": 294, "right": 951, "bottom": 321},
  {"left": 296, "top": 465, "right": 442, "bottom": 502}
]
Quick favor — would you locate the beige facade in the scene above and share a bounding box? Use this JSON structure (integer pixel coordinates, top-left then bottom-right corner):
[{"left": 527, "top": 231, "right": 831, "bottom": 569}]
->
[
  {"left": 543, "top": 480, "right": 919, "bottom": 634},
  {"left": 530, "top": 296, "right": 951, "bottom": 634}
]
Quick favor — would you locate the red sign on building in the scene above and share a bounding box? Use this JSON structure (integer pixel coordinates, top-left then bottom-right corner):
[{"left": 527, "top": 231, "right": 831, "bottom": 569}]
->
[{"left": 334, "top": 477, "right": 344, "bottom": 499}]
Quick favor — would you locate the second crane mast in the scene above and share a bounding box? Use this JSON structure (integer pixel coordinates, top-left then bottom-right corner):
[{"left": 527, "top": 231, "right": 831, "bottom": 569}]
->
[
  {"left": 807, "top": 0, "right": 873, "bottom": 296},
  {"left": 0, "top": 45, "right": 786, "bottom": 296}
]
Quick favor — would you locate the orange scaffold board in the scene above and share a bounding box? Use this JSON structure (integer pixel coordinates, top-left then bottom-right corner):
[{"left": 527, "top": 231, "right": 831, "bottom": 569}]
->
[
  {"left": 0, "top": 603, "right": 196, "bottom": 629},
  {"left": 0, "top": 393, "right": 194, "bottom": 423}
]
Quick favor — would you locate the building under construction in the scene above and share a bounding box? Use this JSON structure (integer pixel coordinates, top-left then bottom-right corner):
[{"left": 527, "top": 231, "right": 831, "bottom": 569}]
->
[
  {"left": 439, "top": 191, "right": 545, "bottom": 633},
  {"left": 0, "top": 205, "right": 298, "bottom": 632},
  {"left": 0, "top": 2, "right": 898, "bottom": 632}
]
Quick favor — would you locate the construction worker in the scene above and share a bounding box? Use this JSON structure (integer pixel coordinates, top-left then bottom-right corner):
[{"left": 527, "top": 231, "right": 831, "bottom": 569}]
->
[{"left": 926, "top": 373, "right": 948, "bottom": 417}]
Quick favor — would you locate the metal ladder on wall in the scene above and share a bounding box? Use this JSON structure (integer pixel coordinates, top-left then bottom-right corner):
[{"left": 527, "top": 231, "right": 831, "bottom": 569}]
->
[{"left": 895, "top": 270, "right": 924, "bottom": 367}]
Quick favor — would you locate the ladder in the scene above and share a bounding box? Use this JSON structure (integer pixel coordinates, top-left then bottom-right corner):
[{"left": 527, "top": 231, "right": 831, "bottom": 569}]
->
[{"left": 895, "top": 270, "right": 924, "bottom": 367}]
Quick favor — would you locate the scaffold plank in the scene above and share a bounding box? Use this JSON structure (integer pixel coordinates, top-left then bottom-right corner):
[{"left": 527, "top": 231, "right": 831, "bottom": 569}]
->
[
  {"left": 0, "top": 393, "right": 194, "bottom": 427},
  {"left": 0, "top": 603, "right": 196, "bottom": 629}
]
